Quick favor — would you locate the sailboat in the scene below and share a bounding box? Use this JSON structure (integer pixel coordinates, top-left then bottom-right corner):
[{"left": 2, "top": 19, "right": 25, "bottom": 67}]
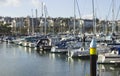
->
[
  {"left": 35, "top": 2, "right": 52, "bottom": 51},
  {"left": 97, "top": 0, "right": 120, "bottom": 65},
  {"left": 50, "top": 0, "right": 82, "bottom": 54},
  {"left": 67, "top": 0, "right": 90, "bottom": 59}
]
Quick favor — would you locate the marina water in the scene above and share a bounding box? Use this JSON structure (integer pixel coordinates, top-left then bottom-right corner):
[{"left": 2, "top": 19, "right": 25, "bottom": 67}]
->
[{"left": 0, "top": 42, "right": 120, "bottom": 76}]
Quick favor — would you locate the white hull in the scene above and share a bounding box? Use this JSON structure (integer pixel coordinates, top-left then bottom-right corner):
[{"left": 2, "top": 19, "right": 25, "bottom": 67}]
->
[
  {"left": 51, "top": 46, "right": 68, "bottom": 53},
  {"left": 97, "top": 49, "right": 120, "bottom": 64},
  {"left": 28, "top": 42, "right": 36, "bottom": 48},
  {"left": 68, "top": 47, "right": 90, "bottom": 59}
]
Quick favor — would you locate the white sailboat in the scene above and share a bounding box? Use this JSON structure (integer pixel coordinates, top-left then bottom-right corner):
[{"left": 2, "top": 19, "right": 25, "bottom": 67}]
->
[
  {"left": 97, "top": 0, "right": 120, "bottom": 65},
  {"left": 67, "top": 0, "right": 90, "bottom": 59},
  {"left": 97, "top": 48, "right": 120, "bottom": 64}
]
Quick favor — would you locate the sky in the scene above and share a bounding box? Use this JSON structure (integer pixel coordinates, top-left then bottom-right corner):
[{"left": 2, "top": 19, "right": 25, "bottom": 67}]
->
[{"left": 0, "top": 0, "right": 120, "bottom": 20}]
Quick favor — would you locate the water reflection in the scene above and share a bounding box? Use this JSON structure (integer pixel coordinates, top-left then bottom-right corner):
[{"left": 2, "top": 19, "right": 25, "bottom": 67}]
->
[
  {"left": 67, "top": 58, "right": 90, "bottom": 76},
  {"left": 33, "top": 49, "right": 90, "bottom": 76},
  {"left": 24, "top": 47, "right": 34, "bottom": 54},
  {"left": 98, "top": 64, "right": 120, "bottom": 76},
  {"left": 1, "top": 42, "right": 114, "bottom": 76},
  {"left": 35, "top": 50, "right": 49, "bottom": 56}
]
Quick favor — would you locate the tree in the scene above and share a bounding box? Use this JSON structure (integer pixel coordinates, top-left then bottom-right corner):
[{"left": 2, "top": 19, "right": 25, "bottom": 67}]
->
[{"left": 0, "top": 23, "right": 12, "bottom": 35}]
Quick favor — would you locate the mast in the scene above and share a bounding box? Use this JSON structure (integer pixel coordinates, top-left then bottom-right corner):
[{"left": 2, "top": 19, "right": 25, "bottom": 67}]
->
[
  {"left": 44, "top": 3, "right": 47, "bottom": 35},
  {"left": 41, "top": 2, "right": 44, "bottom": 17},
  {"left": 31, "top": 9, "right": 34, "bottom": 35},
  {"left": 112, "top": 0, "right": 115, "bottom": 33},
  {"left": 27, "top": 16, "right": 30, "bottom": 35},
  {"left": 92, "top": 0, "right": 96, "bottom": 34},
  {"left": 40, "top": 2, "right": 44, "bottom": 34},
  {"left": 35, "top": 9, "right": 38, "bottom": 34},
  {"left": 73, "top": 0, "right": 76, "bottom": 36},
  {"left": 36, "top": 9, "right": 38, "bottom": 19},
  {"left": 76, "top": 0, "right": 82, "bottom": 34}
]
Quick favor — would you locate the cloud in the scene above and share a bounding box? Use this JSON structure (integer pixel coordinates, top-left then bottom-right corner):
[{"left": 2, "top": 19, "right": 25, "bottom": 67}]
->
[
  {"left": 31, "top": 0, "right": 41, "bottom": 8},
  {"left": 0, "top": 0, "right": 7, "bottom": 5},
  {"left": 0, "top": 0, "right": 6, "bottom": 3},
  {"left": 0, "top": 0, "right": 21, "bottom": 7}
]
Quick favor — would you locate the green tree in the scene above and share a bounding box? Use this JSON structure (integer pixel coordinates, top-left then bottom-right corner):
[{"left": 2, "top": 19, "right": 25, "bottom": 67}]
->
[{"left": 0, "top": 23, "right": 12, "bottom": 35}]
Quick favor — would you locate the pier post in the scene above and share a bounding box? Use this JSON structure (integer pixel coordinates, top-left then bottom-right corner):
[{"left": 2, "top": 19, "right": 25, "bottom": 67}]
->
[{"left": 90, "top": 37, "right": 97, "bottom": 76}]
